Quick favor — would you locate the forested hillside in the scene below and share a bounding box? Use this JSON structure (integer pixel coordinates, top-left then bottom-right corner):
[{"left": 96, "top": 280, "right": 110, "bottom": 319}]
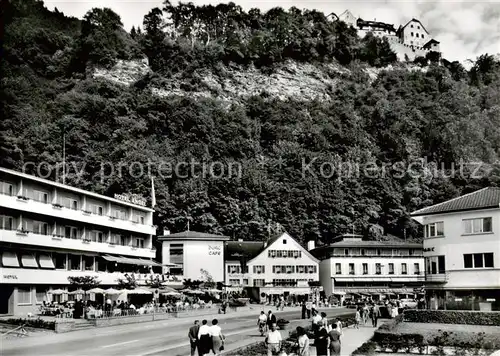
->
[{"left": 2, "top": 0, "right": 500, "bottom": 244}]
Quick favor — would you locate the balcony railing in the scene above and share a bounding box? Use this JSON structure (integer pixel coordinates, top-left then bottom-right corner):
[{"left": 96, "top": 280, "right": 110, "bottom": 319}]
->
[{"left": 425, "top": 272, "right": 449, "bottom": 283}]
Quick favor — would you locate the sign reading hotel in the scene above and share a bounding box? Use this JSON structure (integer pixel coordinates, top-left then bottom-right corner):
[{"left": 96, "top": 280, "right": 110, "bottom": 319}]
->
[
  {"left": 114, "top": 193, "right": 147, "bottom": 207},
  {"left": 208, "top": 245, "right": 221, "bottom": 256}
]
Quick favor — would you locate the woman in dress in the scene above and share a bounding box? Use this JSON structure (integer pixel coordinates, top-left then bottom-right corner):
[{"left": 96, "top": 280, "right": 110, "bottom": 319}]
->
[
  {"left": 296, "top": 326, "right": 310, "bottom": 356},
  {"left": 198, "top": 319, "right": 212, "bottom": 356},
  {"left": 328, "top": 323, "right": 342, "bottom": 355},
  {"left": 315, "top": 327, "right": 329, "bottom": 356},
  {"left": 210, "top": 319, "right": 225, "bottom": 355}
]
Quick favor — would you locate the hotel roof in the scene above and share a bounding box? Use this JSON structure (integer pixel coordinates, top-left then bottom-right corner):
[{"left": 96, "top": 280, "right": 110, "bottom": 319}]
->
[
  {"left": 224, "top": 241, "right": 265, "bottom": 261},
  {"left": 0, "top": 167, "right": 154, "bottom": 212},
  {"left": 157, "top": 230, "right": 229, "bottom": 241},
  {"left": 411, "top": 187, "right": 500, "bottom": 217},
  {"left": 311, "top": 239, "right": 422, "bottom": 250}
]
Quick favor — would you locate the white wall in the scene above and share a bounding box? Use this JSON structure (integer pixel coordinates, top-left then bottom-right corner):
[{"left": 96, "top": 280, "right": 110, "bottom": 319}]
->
[
  {"left": 319, "top": 260, "right": 333, "bottom": 294},
  {"left": 422, "top": 209, "right": 500, "bottom": 289},
  {"left": 162, "top": 239, "right": 225, "bottom": 282},
  {"left": 401, "top": 20, "right": 429, "bottom": 47}
]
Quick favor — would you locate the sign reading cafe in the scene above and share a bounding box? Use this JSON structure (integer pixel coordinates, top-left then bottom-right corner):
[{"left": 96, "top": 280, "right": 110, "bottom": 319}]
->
[
  {"left": 208, "top": 245, "right": 221, "bottom": 256},
  {"left": 114, "top": 193, "right": 147, "bottom": 207}
]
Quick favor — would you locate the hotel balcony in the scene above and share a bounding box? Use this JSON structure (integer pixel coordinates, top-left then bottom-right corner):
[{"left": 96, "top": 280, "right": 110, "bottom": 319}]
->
[
  {"left": 425, "top": 273, "right": 449, "bottom": 283},
  {"left": 0, "top": 194, "right": 155, "bottom": 235},
  {"left": 0, "top": 229, "right": 155, "bottom": 258},
  {"left": 0, "top": 268, "right": 172, "bottom": 286}
]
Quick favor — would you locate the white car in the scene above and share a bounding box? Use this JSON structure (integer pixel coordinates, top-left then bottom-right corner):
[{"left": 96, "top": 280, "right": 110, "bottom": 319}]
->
[{"left": 400, "top": 299, "right": 418, "bottom": 308}]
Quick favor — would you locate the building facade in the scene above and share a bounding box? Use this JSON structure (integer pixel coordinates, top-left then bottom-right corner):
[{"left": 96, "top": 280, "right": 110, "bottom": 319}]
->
[
  {"left": 311, "top": 234, "right": 425, "bottom": 301},
  {"left": 158, "top": 230, "right": 229, "bottom": 283},
  {"left": 411, "top": 188, "right": 500, "bottom": 311},
  {"left": 225, "top": 232, "right": 320, "bottom": 299},
  {"left": 396, "top": 19, "right": 430, "bottom": 48},
  {"left": 0, "top": 167, "right": 158, "bottom": 316}
]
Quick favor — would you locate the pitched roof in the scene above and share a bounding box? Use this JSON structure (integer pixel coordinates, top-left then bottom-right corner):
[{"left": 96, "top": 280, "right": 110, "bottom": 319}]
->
[
  {"left": 157, "top": 230, "right": 229, "bottom": 241},
  {"left": 225, "top": 241, "right": 265, "bottom": 261},
  {"left": 399, "top": 18, "right": 429, "bottom": 34},
  {"left": 423, "top": 39, "right": 440, "bottom": 48},
  {"left": 313, "top": 239, "right": 422, "bottom": 249},
  {"left": 411, "top": 187, "right": 500, "bottom": 217}
]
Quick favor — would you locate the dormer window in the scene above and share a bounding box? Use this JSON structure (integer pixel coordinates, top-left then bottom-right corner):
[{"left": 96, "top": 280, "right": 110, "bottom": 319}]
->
[{"left": 283, "top": 239, "right": 287, "bottom": 244}]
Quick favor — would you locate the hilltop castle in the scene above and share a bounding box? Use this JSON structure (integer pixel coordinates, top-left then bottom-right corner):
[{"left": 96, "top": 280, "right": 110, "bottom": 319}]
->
[{"left": 337, "top": 10, "right": 441, "bottom": 61}]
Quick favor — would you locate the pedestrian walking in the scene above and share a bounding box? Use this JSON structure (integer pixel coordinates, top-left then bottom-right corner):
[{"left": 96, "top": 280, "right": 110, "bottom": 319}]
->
[
  {"left": 355, "top": 308, "right": 361, "bottom": 329},
  {"left": 188, "top": 320, "right": 201, "bottom": 356},
  {"left": 296, "top": 326, "right": 310, "bottom": 356},
  {"left": 362, "top": 304, "right": 369, "bottom": 325},
  {"left": 306, "top": 301, "right": 312, "bottom": 319},
  {"left": 301, "top": 301, "right": 307, "bottom": 319},
  {"left": 197, "top": 319, "right": 212, "bottom": 356},
  {"left": 371, "top": 304, "right": 381, "bottom": 327},
  {"left": 265, "top": 323, "right": 282, "bottom": 356},
  {"left": 210, "top": 319, "right": 225, "bottom": 355},
  {"left": 267, "top": 310, "right": 277, "bottom": 330},
  {"left": 315, "top": 327, "right": 329, "bottom": 356},
  {"left": 328, "top": 323, "right": 342, "bottom": 355},
  {"left": 334, "top": 317, "right": 343, "bottom": 336}
]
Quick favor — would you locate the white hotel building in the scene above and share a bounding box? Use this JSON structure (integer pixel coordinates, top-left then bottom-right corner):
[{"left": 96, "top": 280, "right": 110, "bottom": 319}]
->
[
  {"left": 0, "top": 167, "right": 158, "bottom": 316},
  {"left": 311, "top": 234, "right": 425, "bottom": 301},
  {"left": 411, "top": 187, "right": 500, "bottom": 311}
]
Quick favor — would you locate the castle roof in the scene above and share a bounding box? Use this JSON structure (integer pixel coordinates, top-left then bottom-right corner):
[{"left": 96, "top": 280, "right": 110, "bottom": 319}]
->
[
  {"left": 423, "top": 39, "right": 440, "bottom": 48},
  {"left": 398, "top": 18, "right": 429, "bottom": 35}
]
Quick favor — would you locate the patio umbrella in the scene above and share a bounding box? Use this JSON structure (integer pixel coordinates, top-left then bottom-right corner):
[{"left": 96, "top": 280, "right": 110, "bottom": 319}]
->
[
  {"left": 104, "top": 288, "right": 122, "bottom": 295},
  {"left": 69, "top": 289, "right": 85, "bottom": 295},
  {"left": 183, "top": 290, "right": 205, "bottom": 295},
  {"left": 162, "top": 291, "right": 181, "bottom": 296},
  {"left": 206, "top": 289, "right": 222, "bottom": 294},
  {"left": 126, "top": 288, "right": 153, "bottom": 295},
  {"left": 88, "top": 288, "right": 105, "bottom": 294},
  {"left": 48, "top": 289, "right": 68, "bottom": 295}
]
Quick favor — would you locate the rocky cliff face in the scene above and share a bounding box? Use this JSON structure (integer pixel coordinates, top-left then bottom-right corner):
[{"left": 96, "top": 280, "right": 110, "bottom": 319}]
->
[{"left": 92, "top": 59, "right": 427, "bottom": 102}]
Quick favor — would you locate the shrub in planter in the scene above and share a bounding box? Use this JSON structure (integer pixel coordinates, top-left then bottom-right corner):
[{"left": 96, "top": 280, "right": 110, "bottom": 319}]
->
[
  {"left": 403, "top": 310, "right": 500, "bottom": 326},
  {"left": 225, "top": 341, "right": 295, "bottom": 356},
  {"left": 352, "top": 340, "right": 377, "bottom": 355},
  {"left": 377, "top": 313, "right": 403, "bottom": 332},
  {"left": 3, "top": 317, "right": 55, "bottom": 330},
  {"left": 277, "top": 318, "right": 290, "bottom": 329},
  {"left": 373, "top": 331, "right": 426, "bottom": 354}
]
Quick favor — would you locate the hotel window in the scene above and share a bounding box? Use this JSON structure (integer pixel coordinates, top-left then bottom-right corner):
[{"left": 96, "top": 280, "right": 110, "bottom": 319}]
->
[
  {"left": 335, "top": 263, "right": 342, "bottom": 274},
  {"left": 349, "top": 263, "right": 355, "bottom": 275},
  {"left": 426, "top": 256, "right": 446, "bottom": 274},
  {"left": 133, "top": 212, "right": 145, "bottom": 224},
  {"left": 463, "top": 218, "right": 492, "bottom": 234},
  {"left": 97, "top": 258, "right": 107, "bottom": 272},
  {"left": 375, "top": 263, "right": 381, "bottom": 275},
  {"left": 18, "top": 287, "right": 32, "bottom": 305},
  {"left": 464, "top": 253, "right": 494, "bottom": 268},
  {"left": 388, "top": 263, "right": 394, "bottom": 275},
  {"left": 229, "top": 279, "right": 240, "bottom": 286},
  {"left": 89, "top": 203, "right": 103, "bottom": 216},
  {"left": 83, "top": 256, "right": 94, "bottom": 271},
  {"left": 33, "top": 221, "right": 48, "bottom": 235},
  {"left": 35, "top": 287, "right": 48, "bottom": 304},
  {"left": 0, "top": 215, "right": 14, "bottom": 230},
  {"left": 119, "top": 236, "right": 128, "bottom": 246},
  {"left": 362, "top": 263, "right": 368, "bottom": 275},
  {"left": 90, "top": 231, "right": 104, "bottom": 243},
  {"left": 361, "top": 249, "right": 366, "bottom": 256},
  {"left": 253, "top": 265, "right": 265, "bottom": 274},
  {"left": 111, "top": 207, "right": 127, "bottom": 220},
  {"left": 243, "top": 279, "right": 249, "bottom": 286},
  {"left": 0, "top": 180, "right": 14, "bottom": 196},
  {"left": 54, "top": 253, "right": 67, "bottom": 270},
  {"left": 377, "top": 249, "right": 381, "bottom": 256},
  {"left": 438, "top": 256, "right": 446, "bottom": 273},
  {"left": 65, "top": 226, "right": 78, "bottom": 239},
  {"left": 401, "top": 263, "right": 407, "bottom": 275},
  {"left": 344, "top": 249, "right": 349, "bottom": 256},
  {"left": 61, "top": 197, "right": 79, "bottom": 210},
  {"left": 69, "top": 255, "right": 81, "bottom": 271},
  {"left": 414, "top": 263, "right": 420, "bottom": 274},
  {"left": 253, "top": 279, "right": 265, "bottom": 287},
  {"left": 424, "top": 222, "right": 444, "bottom": 238},
  {"left": 286, "top": 265, "right": 294, "bottom": 274},
  {"left": 133, "top": 237, "right": 144, "bottom": 248},
  {"left": 307, "top": 266, "right": 316, "bottom": 274},
  {"left": 32, "top": 190, "right": 49, "bottom": 203}
]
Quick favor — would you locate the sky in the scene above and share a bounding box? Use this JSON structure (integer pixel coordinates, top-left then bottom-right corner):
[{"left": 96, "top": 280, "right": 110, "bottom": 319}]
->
[{"left": 43, "top": 0, "right": 500, "bottom": 64}]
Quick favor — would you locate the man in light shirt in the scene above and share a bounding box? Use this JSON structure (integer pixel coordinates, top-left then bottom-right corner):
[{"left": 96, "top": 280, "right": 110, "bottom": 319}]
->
[
  {"left": 265, "top": 323, "right": 282, "bottom": 356},
  {"left": 312, "top": 310, "right": 323, "bottom": 335}
]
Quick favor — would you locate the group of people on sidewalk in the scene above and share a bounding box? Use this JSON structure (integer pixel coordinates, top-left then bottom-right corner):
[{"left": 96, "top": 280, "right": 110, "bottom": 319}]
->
[
  {"left": 354, "top": 303, "right": 382, "bottom": 328},
  {"left": 188, "top": 319, "right": 225, "bottom": 356}
]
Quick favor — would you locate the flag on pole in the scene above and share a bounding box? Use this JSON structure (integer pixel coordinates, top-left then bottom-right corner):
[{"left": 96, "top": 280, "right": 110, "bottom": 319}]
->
[{"left": 151, "top": 176, "right": 156, "bottom": 208}]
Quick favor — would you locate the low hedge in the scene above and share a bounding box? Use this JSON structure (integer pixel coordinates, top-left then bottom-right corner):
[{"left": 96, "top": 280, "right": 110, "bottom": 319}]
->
[
  {"left": 1, "top": 317, "right": 55, "bottom": 330},
  {"left": 351, "top": 341, "right": 377, "bottom": 355},
  {"left": 376, "top": 313, "right": 403, "bottom": 332},
  {"left": 403, "top": 310, "right": 500, "bottom": 326},
  {"left": 225, "top": 341, "right": 295, "bottom": 356},
  {"left": 373, "top": 331, "right": 426, "bottom": 353}
]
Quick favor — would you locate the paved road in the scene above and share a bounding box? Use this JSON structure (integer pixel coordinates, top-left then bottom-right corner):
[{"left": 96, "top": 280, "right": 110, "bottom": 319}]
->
[{"left": 2, "top": 308, "right": 351, "bottom": 356}]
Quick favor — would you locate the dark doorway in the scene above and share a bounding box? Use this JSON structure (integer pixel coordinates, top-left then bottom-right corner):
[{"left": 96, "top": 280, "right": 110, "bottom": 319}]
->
[{"left": 0, "top": 286, "right": 14, "bottom": 314}]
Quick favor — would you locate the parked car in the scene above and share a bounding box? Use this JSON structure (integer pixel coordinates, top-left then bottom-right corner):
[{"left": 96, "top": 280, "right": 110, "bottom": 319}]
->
[{"left": 400, "top": 298, "right": 418, "bottom": 308}]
